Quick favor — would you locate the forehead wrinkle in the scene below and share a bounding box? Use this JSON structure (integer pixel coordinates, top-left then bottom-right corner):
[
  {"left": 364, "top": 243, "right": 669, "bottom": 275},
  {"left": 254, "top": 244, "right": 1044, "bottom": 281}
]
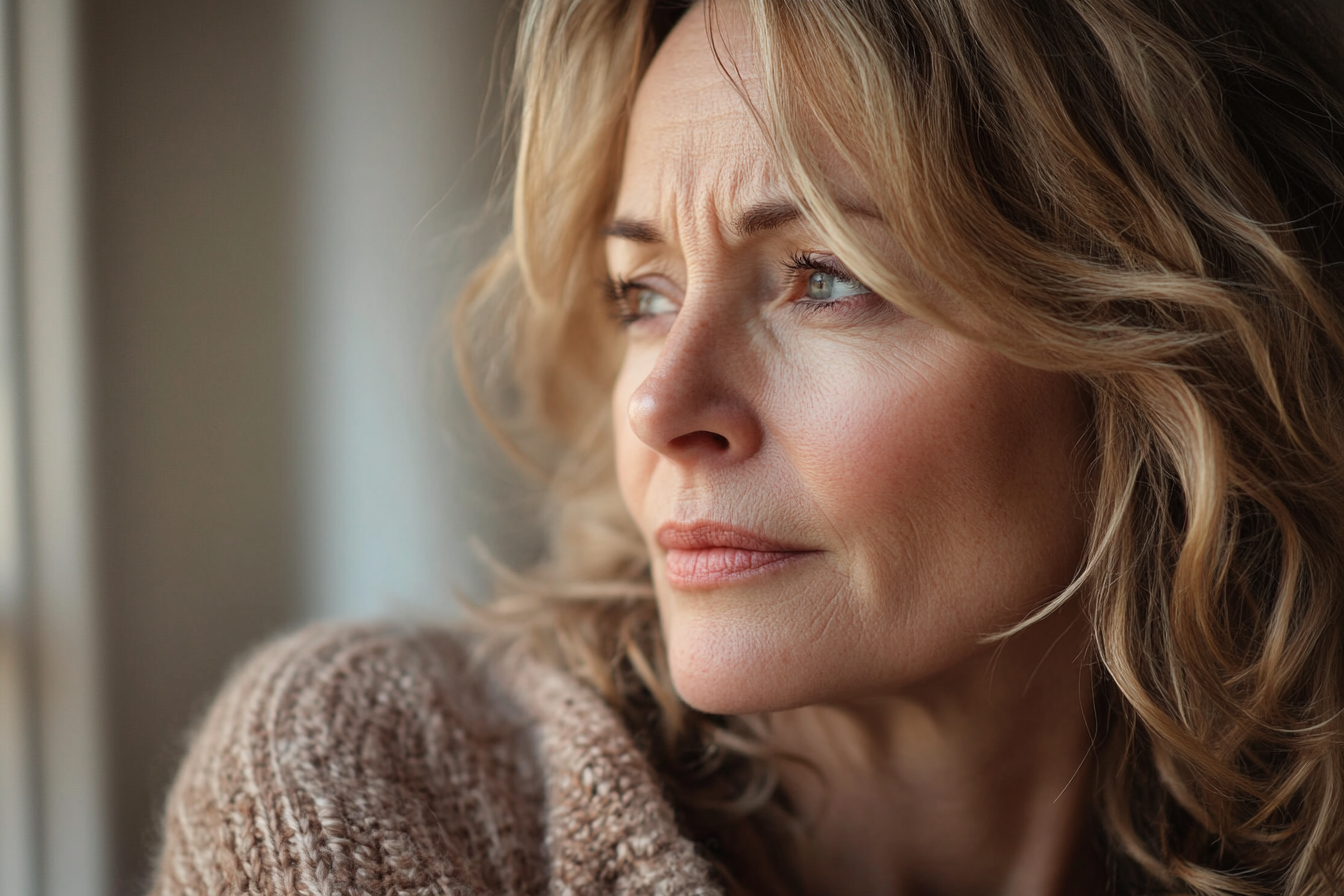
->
[
  {"left": 618, "top": 129, "right": 779, "bottom": 256},
  {"left": 617, "top": 1, "right": 789, "bottom": 258},
  {"left": 671, "top": 132, "right": 781, "bottom": 242}
]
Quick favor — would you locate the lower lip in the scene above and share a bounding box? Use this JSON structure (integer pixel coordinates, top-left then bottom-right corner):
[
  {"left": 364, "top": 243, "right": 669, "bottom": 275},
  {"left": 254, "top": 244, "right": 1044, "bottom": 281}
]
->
[{"left": 663, "top": 547, "right": 811, "bottom": 589}]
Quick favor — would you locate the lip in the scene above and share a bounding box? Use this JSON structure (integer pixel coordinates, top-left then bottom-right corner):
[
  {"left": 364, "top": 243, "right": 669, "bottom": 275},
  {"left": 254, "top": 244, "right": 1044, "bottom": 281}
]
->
[{"left": 655, "top": 521, "right": 816, "bottom": 590}]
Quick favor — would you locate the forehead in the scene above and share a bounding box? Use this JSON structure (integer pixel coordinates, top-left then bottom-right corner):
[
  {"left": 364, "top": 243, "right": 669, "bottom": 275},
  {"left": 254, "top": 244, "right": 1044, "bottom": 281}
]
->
[{"left": 618, "top": 3, "right": 783, "bottom": 226}]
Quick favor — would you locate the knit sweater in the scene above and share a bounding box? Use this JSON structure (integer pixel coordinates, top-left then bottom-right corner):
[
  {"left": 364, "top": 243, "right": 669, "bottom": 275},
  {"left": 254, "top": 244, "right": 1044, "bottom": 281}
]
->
[{"left": 147, "top": 623, "right": 724, "bottom": 895}]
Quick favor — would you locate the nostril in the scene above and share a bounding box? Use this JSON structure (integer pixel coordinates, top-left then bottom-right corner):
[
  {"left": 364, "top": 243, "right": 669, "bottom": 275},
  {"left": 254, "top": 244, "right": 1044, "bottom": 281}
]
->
[{"left": 669, "top": 430, "right": 730, "bottom": 452}]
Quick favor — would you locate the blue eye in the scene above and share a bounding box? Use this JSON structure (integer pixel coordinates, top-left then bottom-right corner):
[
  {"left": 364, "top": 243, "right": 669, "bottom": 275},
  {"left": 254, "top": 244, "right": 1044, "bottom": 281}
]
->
[
  {"left": 635, "top": 287, "right": 678, "bottom": 317},
  {"left": 607, "top": 276, "right": 679, "bottom": 327},
  {"left": 787, "top": 252, "right": 872, "bottom": 306},
  {"left": 805, "top": 270, "right": 869, "bottom": 302}
]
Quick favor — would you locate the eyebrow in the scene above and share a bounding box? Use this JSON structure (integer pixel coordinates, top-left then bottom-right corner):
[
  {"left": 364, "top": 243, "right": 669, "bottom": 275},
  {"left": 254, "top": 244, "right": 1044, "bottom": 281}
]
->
[
  {"left": 603, "top": 199, "right": 805, "bottom": 244},
  {"left": 602, "top": 218, "right": 664, "bottom": 243},
  {"left": 735, "top": 200, "right": 802, "bottom": 236},
  {"left": 603, "top": 199, "right": 879, "bottom": 244}
]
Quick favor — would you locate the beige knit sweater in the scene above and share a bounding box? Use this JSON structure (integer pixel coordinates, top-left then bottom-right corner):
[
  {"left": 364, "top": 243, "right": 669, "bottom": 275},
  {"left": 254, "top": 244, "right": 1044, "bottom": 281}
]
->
[{"left": 148, "top": 623, "right": 725, "bottom": 895}]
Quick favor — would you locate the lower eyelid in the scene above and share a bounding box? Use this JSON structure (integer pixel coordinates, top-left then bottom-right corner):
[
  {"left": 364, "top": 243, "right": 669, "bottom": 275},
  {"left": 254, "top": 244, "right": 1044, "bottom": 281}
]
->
[{"left": 795, "top": 290, "right": 888, "bottom": 320}]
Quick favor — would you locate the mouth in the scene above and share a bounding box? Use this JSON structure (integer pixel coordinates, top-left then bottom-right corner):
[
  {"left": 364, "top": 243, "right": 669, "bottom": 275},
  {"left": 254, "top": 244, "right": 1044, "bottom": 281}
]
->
[{"left": 655, "top": 521, "right": 816, "bottom": 590}]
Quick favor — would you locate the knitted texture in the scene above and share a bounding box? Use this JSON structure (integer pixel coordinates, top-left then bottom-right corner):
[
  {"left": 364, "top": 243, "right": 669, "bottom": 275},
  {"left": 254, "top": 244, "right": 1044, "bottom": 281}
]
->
[{"left": 148, "top": 623, "right": 723, "bottom": 896}]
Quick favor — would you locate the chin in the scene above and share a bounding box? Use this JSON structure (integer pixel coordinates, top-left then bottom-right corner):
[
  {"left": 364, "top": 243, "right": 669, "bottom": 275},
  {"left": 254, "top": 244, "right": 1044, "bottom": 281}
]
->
[
  {"left": 663, "top": 617, "right": 835, "bottom": 716},
  {"left": 670, "top": 663, "right": 779, "bottom": 717}
]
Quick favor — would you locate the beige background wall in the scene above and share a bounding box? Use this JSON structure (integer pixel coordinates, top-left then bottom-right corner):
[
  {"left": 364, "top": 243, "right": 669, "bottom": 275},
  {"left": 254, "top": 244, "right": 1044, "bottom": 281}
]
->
[{"left": 83, "top": 3, "right": 302, "bottom": 890}]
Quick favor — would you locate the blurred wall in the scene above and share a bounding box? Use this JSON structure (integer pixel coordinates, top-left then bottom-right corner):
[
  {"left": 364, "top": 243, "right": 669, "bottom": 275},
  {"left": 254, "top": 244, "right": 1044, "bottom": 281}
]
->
[
  {"left": 82, "top": 2, "right": 523, "bottom": 893},
  {"left": 83, "top": 2, "right": 304, "bottom": 892},
  {"left": 296, "top": 0, "right": 520, "bottom": 621}
]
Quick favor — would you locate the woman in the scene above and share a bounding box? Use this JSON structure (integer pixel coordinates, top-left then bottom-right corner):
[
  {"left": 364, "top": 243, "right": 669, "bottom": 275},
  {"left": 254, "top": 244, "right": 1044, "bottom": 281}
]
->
[{"left": 150, "top": 1, "right": 1344, "bottom": 893}]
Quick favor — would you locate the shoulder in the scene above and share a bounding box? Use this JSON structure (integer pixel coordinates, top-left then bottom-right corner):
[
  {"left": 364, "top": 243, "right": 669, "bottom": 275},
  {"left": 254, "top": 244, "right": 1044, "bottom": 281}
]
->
[
  {"left": 149, "top": 621, "right": 725, "bottom": 896},
  {"left": 148, "top": 622, "right": 548, "bottom": 896}
]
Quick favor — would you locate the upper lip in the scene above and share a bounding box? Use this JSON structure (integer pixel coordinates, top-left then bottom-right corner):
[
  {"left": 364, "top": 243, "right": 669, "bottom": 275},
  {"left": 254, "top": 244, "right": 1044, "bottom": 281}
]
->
[{"left": 655, "top": 521, "right": 807, "bottom": 552}]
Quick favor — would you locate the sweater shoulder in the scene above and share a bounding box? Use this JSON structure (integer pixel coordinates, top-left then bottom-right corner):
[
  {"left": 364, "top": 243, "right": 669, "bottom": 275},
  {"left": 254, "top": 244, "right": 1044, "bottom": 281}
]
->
[{"left": 148, "top": 622, "right": 547, "bottom": 896}]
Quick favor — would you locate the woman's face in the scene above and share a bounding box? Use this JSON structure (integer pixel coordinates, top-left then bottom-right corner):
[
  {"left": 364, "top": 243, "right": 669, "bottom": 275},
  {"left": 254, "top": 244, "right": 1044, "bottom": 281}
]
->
[{"left": 609, "top": 4, "right": 1090, "bottom": 715}]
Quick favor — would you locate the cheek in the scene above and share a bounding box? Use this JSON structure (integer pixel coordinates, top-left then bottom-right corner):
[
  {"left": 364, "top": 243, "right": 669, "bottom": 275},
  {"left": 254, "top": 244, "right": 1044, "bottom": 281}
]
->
[{"left": 780, "top": 337, "right": 1087, "bottom": 618}]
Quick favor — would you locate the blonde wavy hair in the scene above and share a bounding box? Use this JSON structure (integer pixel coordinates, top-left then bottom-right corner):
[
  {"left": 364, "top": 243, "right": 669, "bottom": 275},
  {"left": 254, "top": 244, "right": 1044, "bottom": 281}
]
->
[{"left": 455, "top": 0, "right": 1344, "bottom": 892}]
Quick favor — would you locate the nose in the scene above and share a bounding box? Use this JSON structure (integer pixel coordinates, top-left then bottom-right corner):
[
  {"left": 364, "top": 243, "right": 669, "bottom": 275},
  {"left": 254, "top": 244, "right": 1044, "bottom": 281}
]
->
[{"left": 626, "top": 315, "right": 763, "bottom": 464}]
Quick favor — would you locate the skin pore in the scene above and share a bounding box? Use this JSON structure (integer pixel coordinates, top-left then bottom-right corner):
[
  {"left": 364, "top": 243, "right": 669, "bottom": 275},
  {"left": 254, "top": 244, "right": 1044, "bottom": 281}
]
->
[{"left": 607, "top": 4, "right": 1101, "bottom": 894}]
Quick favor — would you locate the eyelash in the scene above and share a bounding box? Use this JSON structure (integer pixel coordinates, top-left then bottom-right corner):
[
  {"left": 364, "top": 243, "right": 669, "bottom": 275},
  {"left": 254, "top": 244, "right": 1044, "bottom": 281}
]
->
[
  {"left": 605, "top": 253, "right": 869, "bottom": 327},
  {"left": 784, "top": 250, "right": 836, "bottom": 276}
]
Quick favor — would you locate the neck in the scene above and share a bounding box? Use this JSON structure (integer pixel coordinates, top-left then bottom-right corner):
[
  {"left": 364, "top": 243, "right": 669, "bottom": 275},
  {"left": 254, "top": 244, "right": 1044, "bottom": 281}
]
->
[{"left": 761, "top": 604, "right": 1101, "bottom": 896}]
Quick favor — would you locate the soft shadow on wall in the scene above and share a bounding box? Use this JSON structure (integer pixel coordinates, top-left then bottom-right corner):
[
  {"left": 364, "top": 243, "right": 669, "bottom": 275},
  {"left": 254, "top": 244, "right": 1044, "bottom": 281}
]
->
[{"left": 83, "top": 1, "right": 534, "bottom": 893}]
